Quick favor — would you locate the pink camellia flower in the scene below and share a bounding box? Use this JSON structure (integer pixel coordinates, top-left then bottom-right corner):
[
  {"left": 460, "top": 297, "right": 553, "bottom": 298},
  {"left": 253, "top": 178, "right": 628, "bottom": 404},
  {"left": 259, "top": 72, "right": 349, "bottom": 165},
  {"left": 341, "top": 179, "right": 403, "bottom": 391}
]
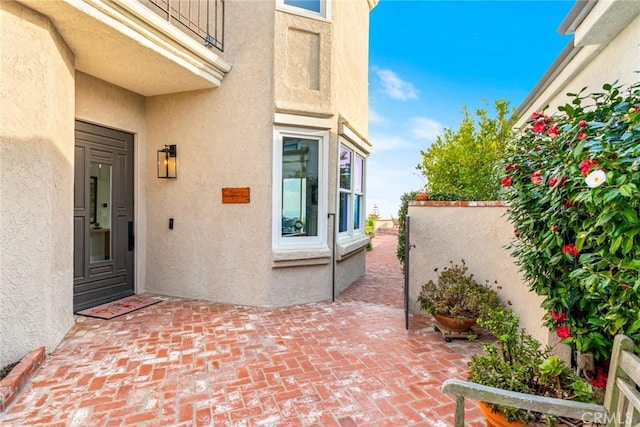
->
[
  {"left": 530, "top": 112, "right": 544, "bottom": 120},
  {"left": 578, "top": 131, "right": 587, "bottom": 140},
  {"left": 530, "top": 171, "right": 542, "bottom": 184},
  {"left": 556, "top": 325, "right": 571, "bottom": 339},
  {"left": 579, "top": 158, "right": 599, "bottom": 177},
  {"left": 505, "top": 164, "right": 518, "bottom": 171},
  {"left": 562, "top": 244, "right": 579, "bottom": 257},
  {"left": 501, "top": 176, "right": 512, "bottom": 187},
  {"left": 547, "top": 125, "right": 559, "bottom": 138},
  {"left": 532, "top": 121, "right": 546, "bottom": 134},
  {"left": 550, "top": 310, "right": 567, "bottom": 322},
  {"left": 549, "top": 176, "right": 566, "bottom": 188},
  {"left": 579, "top": 120, "right": 587, "bottom": 128}
]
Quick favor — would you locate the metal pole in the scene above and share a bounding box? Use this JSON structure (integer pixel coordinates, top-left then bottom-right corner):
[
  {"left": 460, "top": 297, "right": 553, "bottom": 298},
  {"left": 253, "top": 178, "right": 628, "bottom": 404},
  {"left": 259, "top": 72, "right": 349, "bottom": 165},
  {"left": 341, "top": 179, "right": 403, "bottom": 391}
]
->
[
  {"left": 404, "top": 216, "right": 411, "bottom": 330},
  {"left": 328, "top": 213, "right": 336, "bottom": 302}
]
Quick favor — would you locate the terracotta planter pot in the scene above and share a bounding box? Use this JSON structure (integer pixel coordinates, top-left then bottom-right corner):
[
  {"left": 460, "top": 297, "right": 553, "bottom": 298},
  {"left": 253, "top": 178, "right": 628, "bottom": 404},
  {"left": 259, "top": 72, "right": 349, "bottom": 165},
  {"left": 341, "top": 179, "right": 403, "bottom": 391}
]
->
[
  {"left": 478, "top": 402, "right": 577, "bottom": 427},
  {"left": 433, "top": 314, "right": 476, "bottom": 333},
  {"left": 478, "top": 402, "right": 525, "bottom": 427},
  {"left": 416, "top": 193, "right": 428, "bottom": 201}
]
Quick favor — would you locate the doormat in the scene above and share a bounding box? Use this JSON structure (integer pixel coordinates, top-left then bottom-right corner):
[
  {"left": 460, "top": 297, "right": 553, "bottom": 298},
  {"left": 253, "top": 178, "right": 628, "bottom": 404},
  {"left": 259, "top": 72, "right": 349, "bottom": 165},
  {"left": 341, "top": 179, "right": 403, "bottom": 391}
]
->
[{"left": 75, "top": 295, "right": 162, "bottom": 320}]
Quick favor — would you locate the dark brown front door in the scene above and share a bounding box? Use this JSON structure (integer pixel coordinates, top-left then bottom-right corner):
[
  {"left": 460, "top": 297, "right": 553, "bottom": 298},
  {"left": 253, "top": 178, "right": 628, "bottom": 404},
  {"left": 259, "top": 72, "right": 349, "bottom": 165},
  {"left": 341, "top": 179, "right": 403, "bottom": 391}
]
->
[{"left": 73, "top": 121, "right": 134, "bottom": 311}]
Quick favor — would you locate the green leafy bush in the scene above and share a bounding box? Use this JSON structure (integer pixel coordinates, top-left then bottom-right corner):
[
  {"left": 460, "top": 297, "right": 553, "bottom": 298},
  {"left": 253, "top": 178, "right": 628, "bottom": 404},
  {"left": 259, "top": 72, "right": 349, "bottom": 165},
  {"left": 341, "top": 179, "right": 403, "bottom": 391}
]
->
[
  {"left": 396, "top": 191, "right": 417, "bottom": 267},
  {"left": 468, "top": 310, "right": 595, "bottom": 424},
  {"left": 418, "top": 100, "right": 516, "bottom": 200},
  {"left": 502, "top": 82, "right": 640, "bottom": 362}
]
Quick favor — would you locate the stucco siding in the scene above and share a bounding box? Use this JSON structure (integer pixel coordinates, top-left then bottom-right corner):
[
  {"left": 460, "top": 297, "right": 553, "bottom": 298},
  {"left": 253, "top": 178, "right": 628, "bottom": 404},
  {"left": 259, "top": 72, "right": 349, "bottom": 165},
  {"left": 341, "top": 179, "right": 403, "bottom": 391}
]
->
[
  {"left": 270, "top": 265, "right": 333, "bottom": 306},
  {"left": 144, "top": 0, "right": 275, "bottom": 307},
  {"left": 274, "top": 11, "right": 332, "bottom": 117},
  {"left": 335, "top": 249, "right": 366, "bottom": 295},
  {"left": 331, "top": 0, "right": 371, "bottom": 297},
  {"left": 0, "top": 1, "right": 75, "bottom": 365},
  {"left": 332, "top": 0, "right": 370, "bottom": 135}
]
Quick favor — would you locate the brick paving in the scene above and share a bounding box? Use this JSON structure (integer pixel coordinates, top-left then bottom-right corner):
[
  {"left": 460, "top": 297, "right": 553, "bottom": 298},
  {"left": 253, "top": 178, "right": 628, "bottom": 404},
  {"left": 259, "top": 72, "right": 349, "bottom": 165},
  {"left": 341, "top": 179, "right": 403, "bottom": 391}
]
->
[{"left": 0, "top": 234, "right": 486, "bottom": 426}]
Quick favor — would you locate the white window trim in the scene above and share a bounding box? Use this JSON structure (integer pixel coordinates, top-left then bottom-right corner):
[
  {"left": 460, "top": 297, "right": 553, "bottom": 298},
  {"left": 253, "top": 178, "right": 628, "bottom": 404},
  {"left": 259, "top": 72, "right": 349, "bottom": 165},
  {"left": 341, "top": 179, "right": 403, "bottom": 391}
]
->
[
  {"left": 337, "top": 137, "right": 367, "bottom": 242},
  {"left": 275, "top": 0, "right": 331, "bottom": 21},
  {"left": 273, "top": 126, "right": 329, "bottom": 251}
]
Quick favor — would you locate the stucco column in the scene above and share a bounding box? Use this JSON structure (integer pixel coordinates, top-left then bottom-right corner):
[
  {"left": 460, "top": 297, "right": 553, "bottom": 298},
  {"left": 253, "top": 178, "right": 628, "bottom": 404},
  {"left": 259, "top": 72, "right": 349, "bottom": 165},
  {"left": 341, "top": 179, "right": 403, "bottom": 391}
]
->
[{"left": 0, "top": 2, "right": 75, "bottom": 365}]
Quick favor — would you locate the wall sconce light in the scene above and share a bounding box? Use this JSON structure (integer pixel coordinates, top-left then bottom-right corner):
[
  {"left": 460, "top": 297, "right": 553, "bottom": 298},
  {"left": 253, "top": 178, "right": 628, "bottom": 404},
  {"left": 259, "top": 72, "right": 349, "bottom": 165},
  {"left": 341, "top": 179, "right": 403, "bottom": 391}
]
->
[{"left": 157, "top": 144, "right": 177, "bottom": 179}]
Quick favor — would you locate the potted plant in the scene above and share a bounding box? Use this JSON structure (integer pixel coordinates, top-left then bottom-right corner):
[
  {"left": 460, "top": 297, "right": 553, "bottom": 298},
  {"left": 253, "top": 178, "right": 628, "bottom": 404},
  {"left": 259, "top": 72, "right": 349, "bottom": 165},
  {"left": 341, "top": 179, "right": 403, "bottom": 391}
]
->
[
  {"left": 417, "top": 260, "right": 503, "bottom": 333},
  {"left": 415, "top": 190, "right": 428, "bottom": 201},
  {"left": 468, "top": 309, "right": 596, "bottom": 426}
]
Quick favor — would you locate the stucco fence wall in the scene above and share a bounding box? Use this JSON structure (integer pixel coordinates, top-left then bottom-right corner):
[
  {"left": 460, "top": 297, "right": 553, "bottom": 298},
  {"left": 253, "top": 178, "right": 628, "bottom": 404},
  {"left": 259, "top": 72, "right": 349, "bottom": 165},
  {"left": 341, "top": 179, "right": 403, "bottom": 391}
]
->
[{"left": 407, "top": 201, "right": 553, "bottom": 347}]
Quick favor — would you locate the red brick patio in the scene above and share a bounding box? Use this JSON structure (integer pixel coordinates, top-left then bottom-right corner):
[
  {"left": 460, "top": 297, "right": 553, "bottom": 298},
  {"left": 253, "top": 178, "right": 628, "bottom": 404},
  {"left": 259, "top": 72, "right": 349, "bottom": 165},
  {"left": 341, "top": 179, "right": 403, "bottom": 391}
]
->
[{"left": 0, "top": 234, "right": 486, "bottom": 426}]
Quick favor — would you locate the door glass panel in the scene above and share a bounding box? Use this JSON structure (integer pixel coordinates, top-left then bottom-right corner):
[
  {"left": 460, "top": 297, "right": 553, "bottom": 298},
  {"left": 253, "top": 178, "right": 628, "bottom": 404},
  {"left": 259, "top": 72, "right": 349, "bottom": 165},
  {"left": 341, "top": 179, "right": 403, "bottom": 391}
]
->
[{"left": 89, "top": 162, "right": 112, "bottom": 263}]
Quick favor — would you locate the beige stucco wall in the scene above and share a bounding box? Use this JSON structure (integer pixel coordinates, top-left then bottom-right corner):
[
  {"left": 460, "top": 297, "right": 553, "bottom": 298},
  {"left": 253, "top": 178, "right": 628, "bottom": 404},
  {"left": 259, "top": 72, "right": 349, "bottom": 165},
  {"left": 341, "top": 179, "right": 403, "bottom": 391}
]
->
[
  {"left": 0, "top": 2, "right": 375, "bottom": 371},
  {"left": 144, "top": 0, "right": 275, "bottom": 306},
  {"left": 274, "top": 11, "right": 332, "bottom": 117},
  {"left": 517, "top": 11, "right": 640, "bottom": 127},
  {"left": 335, "top": 250, "right": 367, "bottom": 295},
  {"left": 331, "top": 1, "right": 371, "bottom": 295},
  {"left": 332, "top": 0, "right": 370, "bottom": 134},
  {"left": 0, "top": 2, "right": 75, "bottom": 365},
  {"left": 75, "top": 72, "right": 148, "bottom": 294},
  {"left": 407, "top": 203, "right": 550, "bottom": 346},
  {"left": 142, "top": 1, "right": 373, "bottom": 307}
]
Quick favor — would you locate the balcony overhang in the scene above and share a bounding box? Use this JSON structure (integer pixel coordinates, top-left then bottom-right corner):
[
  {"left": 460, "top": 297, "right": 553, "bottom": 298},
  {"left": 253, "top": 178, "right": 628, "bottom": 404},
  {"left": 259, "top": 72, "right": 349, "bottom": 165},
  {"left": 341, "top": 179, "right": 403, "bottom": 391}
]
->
[{"left": 19, "top": 0, "right": 232, "bottom": 96}]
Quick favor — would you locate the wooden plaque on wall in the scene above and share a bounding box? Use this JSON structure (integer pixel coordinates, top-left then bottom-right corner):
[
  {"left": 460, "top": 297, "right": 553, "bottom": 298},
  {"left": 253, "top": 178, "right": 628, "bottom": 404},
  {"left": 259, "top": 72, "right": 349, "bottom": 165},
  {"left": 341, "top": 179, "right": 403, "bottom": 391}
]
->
[{"left": 222, "top": 187, "right": 250, "bottom": 204}]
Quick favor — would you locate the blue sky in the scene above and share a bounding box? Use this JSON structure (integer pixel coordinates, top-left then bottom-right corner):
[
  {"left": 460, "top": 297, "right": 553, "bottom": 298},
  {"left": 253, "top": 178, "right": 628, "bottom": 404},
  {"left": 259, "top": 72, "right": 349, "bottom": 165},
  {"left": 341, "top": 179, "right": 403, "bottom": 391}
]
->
[{"left": 367, "top": 0, "right": 575, "bottom": 218}]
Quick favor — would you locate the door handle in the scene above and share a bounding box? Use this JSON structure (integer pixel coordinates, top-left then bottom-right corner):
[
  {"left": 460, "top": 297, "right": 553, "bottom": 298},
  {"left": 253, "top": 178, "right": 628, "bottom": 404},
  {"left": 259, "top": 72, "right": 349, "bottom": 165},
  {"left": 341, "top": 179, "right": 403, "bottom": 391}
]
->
[{"left": 128, "top": 221, "right": 134, "bottom": 251}]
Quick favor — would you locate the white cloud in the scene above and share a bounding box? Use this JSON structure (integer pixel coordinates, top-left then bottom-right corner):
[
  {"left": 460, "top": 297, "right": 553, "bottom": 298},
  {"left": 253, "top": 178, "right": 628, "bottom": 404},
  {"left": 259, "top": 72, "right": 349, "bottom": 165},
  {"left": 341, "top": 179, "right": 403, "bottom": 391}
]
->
[
  {"left": 411, "top": 117, "right": 444, "bottom": 141},
  {"left": 368, "top": 108, "right": 387, "bottom": 125},
  {"left": 369, "top": 134, "right": 410, "bottom": 152},
  {"left": 374, "top": 68, "right": 418, "bottom": 101}
]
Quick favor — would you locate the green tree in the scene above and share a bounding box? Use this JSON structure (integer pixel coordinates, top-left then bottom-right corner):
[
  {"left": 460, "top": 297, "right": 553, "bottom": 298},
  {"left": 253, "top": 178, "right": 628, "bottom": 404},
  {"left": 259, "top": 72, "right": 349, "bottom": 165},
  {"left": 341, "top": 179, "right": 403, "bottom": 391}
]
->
[{"left": 418, "top": 99, "right": 516, "bottom": 200}]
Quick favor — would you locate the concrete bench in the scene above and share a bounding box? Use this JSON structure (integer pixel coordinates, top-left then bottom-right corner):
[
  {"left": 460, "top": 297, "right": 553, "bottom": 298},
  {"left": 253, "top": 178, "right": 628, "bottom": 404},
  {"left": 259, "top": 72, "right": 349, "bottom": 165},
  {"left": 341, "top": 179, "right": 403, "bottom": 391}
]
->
[{"left": 442, "top": 334, "right": 639, "bottom": 426}]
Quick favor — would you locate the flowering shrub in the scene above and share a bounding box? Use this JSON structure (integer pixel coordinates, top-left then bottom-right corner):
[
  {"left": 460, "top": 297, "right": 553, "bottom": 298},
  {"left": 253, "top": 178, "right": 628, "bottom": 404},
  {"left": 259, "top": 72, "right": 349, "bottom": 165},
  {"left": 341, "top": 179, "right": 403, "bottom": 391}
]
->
[{"left": 502, "top": 82, "right": 640, "bottom": 363}]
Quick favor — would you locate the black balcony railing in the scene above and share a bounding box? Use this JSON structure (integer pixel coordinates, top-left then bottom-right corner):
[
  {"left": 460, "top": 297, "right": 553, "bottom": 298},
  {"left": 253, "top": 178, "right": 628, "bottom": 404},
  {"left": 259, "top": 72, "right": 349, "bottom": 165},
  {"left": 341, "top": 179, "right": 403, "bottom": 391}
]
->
[{"left": 145, "top": 0, "right": 224, "bottom": 51}]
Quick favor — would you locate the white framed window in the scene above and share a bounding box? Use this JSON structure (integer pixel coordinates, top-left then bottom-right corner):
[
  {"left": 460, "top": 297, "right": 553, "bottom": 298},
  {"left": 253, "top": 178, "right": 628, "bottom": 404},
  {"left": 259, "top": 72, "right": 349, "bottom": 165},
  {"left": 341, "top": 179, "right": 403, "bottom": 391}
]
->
[
  {"left": 338, "top": 139, "right": 366, "bottom": 239},
  {"left": 276, "top": 0, "right": 330, "bottom": 20},
  {"left": 273, "top": 127, "right": 329, "bottom": 250}
]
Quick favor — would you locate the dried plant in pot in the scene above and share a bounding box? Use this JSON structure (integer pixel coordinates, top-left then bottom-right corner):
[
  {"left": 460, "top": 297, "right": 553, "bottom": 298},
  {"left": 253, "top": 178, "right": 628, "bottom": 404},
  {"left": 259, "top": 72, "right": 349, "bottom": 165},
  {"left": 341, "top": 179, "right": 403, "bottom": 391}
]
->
[
  {"left": 417, "top": 260, "right": 503, "bottom": 333},
  {"left": 468, "top": 309, "right": 596, "bottom": 426}
]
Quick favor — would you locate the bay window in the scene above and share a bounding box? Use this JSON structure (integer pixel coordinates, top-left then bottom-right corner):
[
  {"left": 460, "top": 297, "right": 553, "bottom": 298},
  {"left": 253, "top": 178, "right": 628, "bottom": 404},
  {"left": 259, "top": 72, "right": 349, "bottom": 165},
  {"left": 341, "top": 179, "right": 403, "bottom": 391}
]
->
[
  {"left": 338, "top": 141, "right": 365, "bottom": 238},
  {"left": 273, "top": 127, "right": 328, "bottom": 249}
]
